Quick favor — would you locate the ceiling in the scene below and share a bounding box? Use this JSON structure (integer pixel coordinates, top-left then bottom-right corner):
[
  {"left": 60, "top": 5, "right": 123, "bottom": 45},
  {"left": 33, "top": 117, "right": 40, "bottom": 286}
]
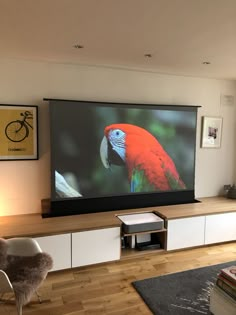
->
[{"left": 1, "top": 0, "right": 236, "bottom": 80}]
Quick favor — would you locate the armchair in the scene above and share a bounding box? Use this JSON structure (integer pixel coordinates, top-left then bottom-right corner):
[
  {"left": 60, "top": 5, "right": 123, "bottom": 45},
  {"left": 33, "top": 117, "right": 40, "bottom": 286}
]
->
[{"left": 0, "top": 237, "right": 53, "bottom": 315}]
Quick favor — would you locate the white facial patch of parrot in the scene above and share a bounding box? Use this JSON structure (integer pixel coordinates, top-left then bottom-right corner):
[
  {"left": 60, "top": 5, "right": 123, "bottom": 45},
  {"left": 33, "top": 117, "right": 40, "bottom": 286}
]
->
[{"left": 108, "top": 129, "right": 126, "bottom": 162}]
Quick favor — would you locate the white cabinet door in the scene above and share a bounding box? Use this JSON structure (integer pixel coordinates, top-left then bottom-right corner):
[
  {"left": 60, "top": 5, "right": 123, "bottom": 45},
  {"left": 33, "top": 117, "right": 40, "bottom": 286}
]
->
[
  {"left": 35, "top": 234, "right": 71, "bottom": 271},
  {"left": 167, "top": 216, "right": 205, "bottom": 250},
  {"left": 205, "top": 212, "right": 236, "bottom": 244},
  {"left": 72, "top": 227, "right": 120, "bottom": 267}
]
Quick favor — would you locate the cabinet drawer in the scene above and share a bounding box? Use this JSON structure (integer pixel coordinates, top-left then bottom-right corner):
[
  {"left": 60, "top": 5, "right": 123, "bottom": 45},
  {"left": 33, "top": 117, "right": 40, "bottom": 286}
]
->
[
  {"left": 205, "top": 212, "right": 236, "bottom": 244},
  {"left": 167, "top": 216, "right": 205, "bottom": 250},
  {"left": 72, "top": 227, "right": 120, "bottom": 267},
  {"left": 35, "top": 234, "right": 71, "bottom": 271}
]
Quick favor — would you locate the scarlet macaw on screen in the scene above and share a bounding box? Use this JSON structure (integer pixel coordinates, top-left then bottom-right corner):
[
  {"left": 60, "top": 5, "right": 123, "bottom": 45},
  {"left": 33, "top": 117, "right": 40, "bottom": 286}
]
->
[{"left": 100, "top": 124, "right": 186, "bottom": 192}]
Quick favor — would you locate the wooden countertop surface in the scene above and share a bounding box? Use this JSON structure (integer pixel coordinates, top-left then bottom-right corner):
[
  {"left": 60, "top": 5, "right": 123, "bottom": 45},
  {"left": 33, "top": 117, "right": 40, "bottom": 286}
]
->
[
  {"left": 154, "top": 196, "right": 236, "bottom": 219},
  {"left": 0, "top": 196, "right": 236, "bottom": 238}
]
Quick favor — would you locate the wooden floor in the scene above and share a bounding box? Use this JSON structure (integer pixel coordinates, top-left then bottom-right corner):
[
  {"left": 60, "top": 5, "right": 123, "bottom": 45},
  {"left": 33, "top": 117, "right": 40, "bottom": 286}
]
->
[{"left": 0, "top": 242, "right": 235, "bottom": 315}]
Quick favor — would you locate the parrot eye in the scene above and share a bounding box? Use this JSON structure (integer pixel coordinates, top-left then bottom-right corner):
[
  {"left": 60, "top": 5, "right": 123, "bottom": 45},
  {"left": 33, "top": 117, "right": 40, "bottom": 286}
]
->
[
  {"left": 110, "top": 129, "right": 125, "bottom": 140},
  {"left": 109, "top": 129, "right": 125, "bottom": 148}
]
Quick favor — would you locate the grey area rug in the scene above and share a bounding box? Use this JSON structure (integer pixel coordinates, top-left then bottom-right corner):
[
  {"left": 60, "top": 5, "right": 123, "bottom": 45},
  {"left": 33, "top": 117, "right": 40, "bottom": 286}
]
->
[{"left": 133, "top": 261, "right": 236, "bottom": 315}]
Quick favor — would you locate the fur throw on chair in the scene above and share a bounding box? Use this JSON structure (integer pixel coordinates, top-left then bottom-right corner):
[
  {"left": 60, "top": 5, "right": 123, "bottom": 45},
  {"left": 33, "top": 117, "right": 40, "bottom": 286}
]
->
[
  {"left": 0, "top": 238, "right": 53, "bottom": 307},
  {"left": 0, "top": 238, "right": 8, "bottom": 270}
]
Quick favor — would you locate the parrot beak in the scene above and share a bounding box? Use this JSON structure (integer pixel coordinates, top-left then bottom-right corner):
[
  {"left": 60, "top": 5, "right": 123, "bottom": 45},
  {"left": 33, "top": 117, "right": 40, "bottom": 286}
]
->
[{"left": 100, "top": 136, "right": 110, "bottom": 168}]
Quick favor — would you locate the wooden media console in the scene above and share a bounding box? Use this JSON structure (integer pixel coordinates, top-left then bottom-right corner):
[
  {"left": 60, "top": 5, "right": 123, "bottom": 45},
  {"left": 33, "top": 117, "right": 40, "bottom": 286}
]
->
[{"left": 0, "top": 196, "right": 235, "bottom": 271}]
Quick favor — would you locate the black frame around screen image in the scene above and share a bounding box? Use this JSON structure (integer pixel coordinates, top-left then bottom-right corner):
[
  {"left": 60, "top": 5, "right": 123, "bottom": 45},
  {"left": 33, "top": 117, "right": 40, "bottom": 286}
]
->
[{"left": 47, "top": 99, "right": 199, "bottom": 217}]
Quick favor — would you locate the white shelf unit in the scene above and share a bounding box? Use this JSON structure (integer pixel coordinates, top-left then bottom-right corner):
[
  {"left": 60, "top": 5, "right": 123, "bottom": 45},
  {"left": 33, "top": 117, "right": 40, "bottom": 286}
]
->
[
  {"left": 34, "top": 212, "right": 236, "bottom": 270},
  {"left": 167, "top": 211, "right": 236, "bottom": 251},
  {"left": 35, "top": 227, "right": 121, "bottom": 271},
  {"left": 210, "top": 285, "right": 236, "bottom": 315}
]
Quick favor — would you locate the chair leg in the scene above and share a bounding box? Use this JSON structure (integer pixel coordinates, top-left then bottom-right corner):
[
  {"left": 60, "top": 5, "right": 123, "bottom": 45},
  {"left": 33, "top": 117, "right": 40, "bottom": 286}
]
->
[
  {"left": 35, "top": 290, "right": 42, "bottom": 303},
  {"left": 16, "top": 301, "right": 22, "bottom": 315}
]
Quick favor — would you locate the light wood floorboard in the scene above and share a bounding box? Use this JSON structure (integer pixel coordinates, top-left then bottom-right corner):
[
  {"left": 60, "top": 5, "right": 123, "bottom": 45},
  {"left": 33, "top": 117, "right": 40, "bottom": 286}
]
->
[{"left": 0, "top": 242, "right": 235, "bottom": 315}]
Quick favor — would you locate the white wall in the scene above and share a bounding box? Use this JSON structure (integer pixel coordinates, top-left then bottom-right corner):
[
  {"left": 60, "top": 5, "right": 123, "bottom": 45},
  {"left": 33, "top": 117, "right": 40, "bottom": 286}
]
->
[{"left": 0, "top": 59, "right": 235, "bottom": 216}]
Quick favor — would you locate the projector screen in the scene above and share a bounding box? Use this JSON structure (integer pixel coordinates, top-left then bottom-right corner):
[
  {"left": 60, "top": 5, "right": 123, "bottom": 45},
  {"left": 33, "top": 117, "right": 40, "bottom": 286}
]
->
[{"left": 47, "top": 99, "right": 199, "bottom": 216}]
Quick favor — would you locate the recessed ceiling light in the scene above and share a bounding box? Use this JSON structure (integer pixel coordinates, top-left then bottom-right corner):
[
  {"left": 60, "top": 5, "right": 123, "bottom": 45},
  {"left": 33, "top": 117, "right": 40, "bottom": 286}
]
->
[
  {"left": 73, "top": 44, "right": 84, "bottom": 49},
  {"left": 202, "top": 61, "right": 211, "bottom": 65},
  {"left": 144, "top": 53, "right": 152, "bottom": 58}
]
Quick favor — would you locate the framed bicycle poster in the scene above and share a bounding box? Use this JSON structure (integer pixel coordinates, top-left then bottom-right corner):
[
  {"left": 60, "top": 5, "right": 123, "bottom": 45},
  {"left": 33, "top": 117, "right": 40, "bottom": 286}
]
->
[{"left": 0, "top": 104, "right": 38, "bottom": 160}]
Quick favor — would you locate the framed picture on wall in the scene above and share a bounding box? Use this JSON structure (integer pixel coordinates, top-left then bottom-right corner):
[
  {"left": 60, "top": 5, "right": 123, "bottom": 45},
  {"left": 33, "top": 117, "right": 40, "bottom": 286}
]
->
[
  {"left": 0, "top": 104, "right": 38, "bottom": 160},
  {"left": 201, "top": 116, "right": 223, "bottom": 148}
]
